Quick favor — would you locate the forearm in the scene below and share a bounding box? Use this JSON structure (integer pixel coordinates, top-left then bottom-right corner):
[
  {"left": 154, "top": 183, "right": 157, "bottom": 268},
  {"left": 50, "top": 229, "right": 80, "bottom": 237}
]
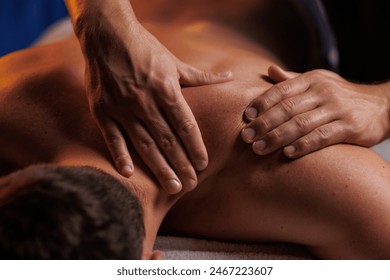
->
[
  {"left": 371, "top": 81, "right": 390, "bottom": 139},
  {"left": 65, "top": 0, "right": 139, "bottom": 40}
]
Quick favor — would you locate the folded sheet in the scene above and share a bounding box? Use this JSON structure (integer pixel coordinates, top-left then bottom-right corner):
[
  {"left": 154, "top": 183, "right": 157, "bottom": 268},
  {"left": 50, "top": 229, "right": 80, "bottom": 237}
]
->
[{"left": 155, "top": 236, "right": 314, "bottom": 260}]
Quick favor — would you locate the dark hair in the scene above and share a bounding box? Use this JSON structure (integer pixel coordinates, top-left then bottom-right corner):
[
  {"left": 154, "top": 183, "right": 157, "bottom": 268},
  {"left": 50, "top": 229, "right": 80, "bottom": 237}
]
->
[{"left": 0, "top": 164, "right": 144, "bottom": 259}]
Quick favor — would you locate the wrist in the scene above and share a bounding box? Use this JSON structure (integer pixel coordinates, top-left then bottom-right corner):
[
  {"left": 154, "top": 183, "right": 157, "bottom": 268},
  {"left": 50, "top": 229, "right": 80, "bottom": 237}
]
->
[
  {"left": 66, "top": 0, "right": 142, "bottom": 57},
  {"left": 373, "top": 82, "right": 390, "bottom": 139},
  {"left": 66, "top": 0, "right": 139, "bottom": 39}
]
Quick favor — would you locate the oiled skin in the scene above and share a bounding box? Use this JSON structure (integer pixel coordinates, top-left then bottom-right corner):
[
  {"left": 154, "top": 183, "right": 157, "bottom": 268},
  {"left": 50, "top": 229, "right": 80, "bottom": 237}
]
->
[{"left": 1, "top": 1, "right": 390, "bottom": 259}]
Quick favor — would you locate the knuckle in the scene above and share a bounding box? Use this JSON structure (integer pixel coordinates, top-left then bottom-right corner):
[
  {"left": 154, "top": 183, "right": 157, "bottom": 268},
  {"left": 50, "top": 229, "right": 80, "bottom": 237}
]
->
[
  {"left": 257, "top": 98, "right": 271, "bottom": 111},
  {"left": 160, "top": 86, "right": 179, "bottom": 105},
  {"left": 252, "top": 116, "right": 272, "bottom": 133},
  {"left": 294, "top": 116, "right": 311, "bottom": 132},
  {"left": 297, "top": 136, "right": 312, "bottom": 151},
  {"left": 315, "top": 84, "right": 330, "bottom": 96},
  {"left": 151, "top": 73, "right": 174, "bottom": 91},
  {"left": 138, "top": 137, "right": 156, "bottom": 152},
  {"left": 147, "top": 71, "right": 159, "bottom": 85},
  {"left": 258, "top": 116, "right": 272, "bottom": 131},
  {"left": 159, "top": 135, "right": 178, "bottom": 150},
  {"left": 315, "top": 68, "right": 339, "bottom": 79},
  {"left": 160, "top": 78, "right": 174, "bottom": 91},
  {"left": 200, "top": 71, "right": 212, "bottom": 82},
  {"left": 316, "top": 85, "right": 337, "bottom": 102},
  {"left": 315, "top": 127, "right": 332, "bottom": 145},
  {"left": 269, "top": 128, "right": 282, "bottom": 142},
  {"left": 280, "top": 98, "right": 297, "bottom": 116},
  {"left": 178, "top": 119, "right": 196, "bottom": 136},
  {"left": 275, "top": 82, "right": 292, "bottom": 95},
  {"left": 105, "top": 133, "right": 122, "bottom": 146},
  {"left": 307, "top": 69, "right": 325, "bottom": 81},
  {"left": 148, "top": 73, "right": 174, "bottom": 91},
  {"left": 115, "top": 154, "right": 131, "bottom": 166},
  {"left": 342, "top": 124, "right": 356, "bottom": 142}
]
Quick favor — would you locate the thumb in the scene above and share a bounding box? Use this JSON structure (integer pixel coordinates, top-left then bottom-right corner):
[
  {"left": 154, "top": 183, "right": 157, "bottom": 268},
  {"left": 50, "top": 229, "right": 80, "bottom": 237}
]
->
[
  {"left": 179, "top": 63, "right": 233, "bottom": 86},
  {"left": 268, "top": 65, "right": 299, "bottom": 83}
]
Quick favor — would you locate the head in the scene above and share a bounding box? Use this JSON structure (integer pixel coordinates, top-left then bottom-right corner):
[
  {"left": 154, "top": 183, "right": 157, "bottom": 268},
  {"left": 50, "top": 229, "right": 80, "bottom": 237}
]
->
[{"left": 0, "top": 164, "right": 145, "bottom": 259}]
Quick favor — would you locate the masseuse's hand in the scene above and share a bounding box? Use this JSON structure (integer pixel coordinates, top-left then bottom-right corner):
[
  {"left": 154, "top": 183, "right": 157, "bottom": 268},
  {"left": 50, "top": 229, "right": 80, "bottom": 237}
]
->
[
  {"left": 241, "top": 65, "right": 390, "bottom": 157},
  {"left": 70, "top": 2, "right": 232, "bottom": 194}
]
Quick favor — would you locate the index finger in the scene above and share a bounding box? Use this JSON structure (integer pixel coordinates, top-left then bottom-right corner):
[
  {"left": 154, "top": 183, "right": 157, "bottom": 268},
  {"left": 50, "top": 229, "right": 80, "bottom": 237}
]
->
[
  {"left": 245, "top": 75, "right": 311, "bottom": 121},
  {"left": 160, "top": 82, "right": 208, "bottom": 171},
  {"left": 97, "top": 116, "right": 134, "bottom": 177}
]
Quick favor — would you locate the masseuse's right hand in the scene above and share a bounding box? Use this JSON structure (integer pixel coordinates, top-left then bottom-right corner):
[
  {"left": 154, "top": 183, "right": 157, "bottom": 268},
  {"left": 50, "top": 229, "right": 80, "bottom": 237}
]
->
[{"left": 67, "top": 0, "right": 232, "bottom": 194}]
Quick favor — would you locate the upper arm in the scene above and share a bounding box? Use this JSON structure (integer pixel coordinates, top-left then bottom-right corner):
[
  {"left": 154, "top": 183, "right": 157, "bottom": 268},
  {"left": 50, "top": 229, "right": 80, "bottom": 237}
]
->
[{"left": 245, "top": 144, "right": 390, "bottom": 258}]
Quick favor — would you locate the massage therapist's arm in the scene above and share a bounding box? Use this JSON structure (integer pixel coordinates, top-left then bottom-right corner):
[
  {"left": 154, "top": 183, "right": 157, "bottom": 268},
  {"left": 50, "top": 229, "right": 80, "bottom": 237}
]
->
[
  {"left": 241, "top": 65, "right": 390, "bottom": 157},
  {"left": 65, "top": 0, "right": 232, "bottom": 194}
]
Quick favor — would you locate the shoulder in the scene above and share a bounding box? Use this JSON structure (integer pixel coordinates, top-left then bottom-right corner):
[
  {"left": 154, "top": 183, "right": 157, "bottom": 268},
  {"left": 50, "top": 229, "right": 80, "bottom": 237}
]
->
[
  {"left": 0, "top": 39, "right": 86, "bottom": 170},
  {"left": 183, "top": 79, "right": 270, "bottom": 175}
]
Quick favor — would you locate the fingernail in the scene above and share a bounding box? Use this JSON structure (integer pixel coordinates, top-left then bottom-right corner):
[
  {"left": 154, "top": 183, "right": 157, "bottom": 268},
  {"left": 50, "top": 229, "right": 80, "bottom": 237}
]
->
[
  {"left": 242, "top": 128, "right": 256, "bottom": 142},
  {"left": 254, "top": 140, "right": 266, "bottom": 153},
  {"left": 182, "top": 178, "right": 197, "bottom": 191},
  {"left": 245, "top": 107, "right": 258, "bottom": 120},
  {"left": 121, "top": 165, "right": 133, "bottom": 177},
  {"left": 284, "top": 145, "right": 296, "bottom": 157},
  {"left": 194, "top": 159, "right": 207, "bottom": 171},
  {"left": 165, "top": 179, "right": 182, "bottom": 194}
]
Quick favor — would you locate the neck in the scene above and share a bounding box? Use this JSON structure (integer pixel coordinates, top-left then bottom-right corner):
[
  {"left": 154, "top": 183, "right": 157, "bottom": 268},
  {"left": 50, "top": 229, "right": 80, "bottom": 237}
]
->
[{"left": 55, "top": 144, "right": 182, "bottom": 255}]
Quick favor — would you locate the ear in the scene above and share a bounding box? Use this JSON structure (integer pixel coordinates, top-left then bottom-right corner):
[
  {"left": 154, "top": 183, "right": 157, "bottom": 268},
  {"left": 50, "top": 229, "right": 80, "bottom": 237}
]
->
[
  {"left": 142, "top": 250, "right": 164, "bottom": 260},
  {"left": 268, "top": 65, "right": 299, "bottom": 83}
]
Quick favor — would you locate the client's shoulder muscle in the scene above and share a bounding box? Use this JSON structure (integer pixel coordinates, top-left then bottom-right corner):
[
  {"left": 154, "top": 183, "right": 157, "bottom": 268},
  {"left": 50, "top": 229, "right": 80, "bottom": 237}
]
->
[
  {"left": 0, "top": 39, "right": 86, "bottom": 169},
  {"left": 182, "top": 79, "right": 269, "bottom": 175}
]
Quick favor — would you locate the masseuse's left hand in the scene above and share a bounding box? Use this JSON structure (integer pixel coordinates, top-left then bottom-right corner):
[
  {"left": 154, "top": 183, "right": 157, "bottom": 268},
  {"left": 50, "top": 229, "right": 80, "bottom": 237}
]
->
[{"left": 241, "top": 65, "right": 390, "bottom": 157}]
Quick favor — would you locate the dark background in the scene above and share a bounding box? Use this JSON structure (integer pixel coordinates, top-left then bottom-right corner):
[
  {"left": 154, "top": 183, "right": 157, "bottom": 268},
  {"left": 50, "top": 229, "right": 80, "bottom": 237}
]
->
[
  {"left": 0, "top": 0, "right": 389, "bottom": 83},
  {"left": 322, "top": 0, "right": 390, "bottom": 83}
]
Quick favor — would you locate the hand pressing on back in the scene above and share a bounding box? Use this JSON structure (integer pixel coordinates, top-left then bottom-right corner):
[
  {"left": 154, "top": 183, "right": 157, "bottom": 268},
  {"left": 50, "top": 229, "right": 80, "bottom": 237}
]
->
[
  {"left": 66, "top": 0, "right": 233, "bottom": 194},
  {"left": 242, "top": 65, "right": 390, "bottom": 158}
]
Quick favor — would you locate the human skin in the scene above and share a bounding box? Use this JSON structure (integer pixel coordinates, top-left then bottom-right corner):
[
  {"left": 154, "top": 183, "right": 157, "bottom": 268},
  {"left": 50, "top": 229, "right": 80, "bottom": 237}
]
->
[
  {"left": 2, "top": 10, "right": 390, "bottom": 259},
  {"left": 65, "top": 0, "right": 233, "bottom": 193},
  {"left": 242, "top": 51, "right": 390, "bottom": 159}
]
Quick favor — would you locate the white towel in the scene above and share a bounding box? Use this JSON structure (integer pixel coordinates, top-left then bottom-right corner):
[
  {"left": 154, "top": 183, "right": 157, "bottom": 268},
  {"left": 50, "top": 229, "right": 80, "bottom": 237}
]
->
[
  {"left": 372, "top": 139, "right": 390, "bottom": 163},
  {"left": 155, "top": 236, "right": 314, "bottom": 260}
]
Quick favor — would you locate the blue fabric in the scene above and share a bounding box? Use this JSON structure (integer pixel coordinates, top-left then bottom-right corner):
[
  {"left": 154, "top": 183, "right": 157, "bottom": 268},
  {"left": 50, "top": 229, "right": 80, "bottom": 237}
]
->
[{"left": 0, "top": 0, "right": 68, "bottom": 56}]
